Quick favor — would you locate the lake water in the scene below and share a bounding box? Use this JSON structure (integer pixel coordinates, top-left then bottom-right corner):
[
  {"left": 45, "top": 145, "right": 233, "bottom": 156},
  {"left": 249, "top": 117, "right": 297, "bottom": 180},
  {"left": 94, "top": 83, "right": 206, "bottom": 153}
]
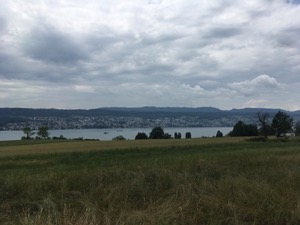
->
[{"left": 0, "top": 127, "right": 233, "bottom": 141}]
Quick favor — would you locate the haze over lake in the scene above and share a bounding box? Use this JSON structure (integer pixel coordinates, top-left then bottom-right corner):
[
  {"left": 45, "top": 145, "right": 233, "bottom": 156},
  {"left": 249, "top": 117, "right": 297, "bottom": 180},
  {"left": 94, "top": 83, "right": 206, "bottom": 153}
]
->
[{"left": 0, "top": 127, "right": 232, "bottom": 141}]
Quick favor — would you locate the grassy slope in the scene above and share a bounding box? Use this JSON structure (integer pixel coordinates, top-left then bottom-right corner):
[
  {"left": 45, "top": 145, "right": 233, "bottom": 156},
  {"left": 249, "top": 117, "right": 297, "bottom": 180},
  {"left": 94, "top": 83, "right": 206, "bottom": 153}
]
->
[{"left": 0, "top": 138, "right": 300, "bottom": 225}]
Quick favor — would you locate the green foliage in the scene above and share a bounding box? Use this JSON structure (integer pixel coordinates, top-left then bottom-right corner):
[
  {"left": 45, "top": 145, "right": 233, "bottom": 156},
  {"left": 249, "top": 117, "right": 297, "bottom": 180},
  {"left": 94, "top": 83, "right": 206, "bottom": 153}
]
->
[
  {"left": 112, "top": 135, "right": 126, "bottom": 140},
  {"left": 162, "top": 133, "right": 172, "bottom": 139},
  {"left": 37, "top": 126, "right": 50, "bottom": 139},
  {"left": 149, "top": 126, "right": 164, "bottom": 139},
  {"left": 296, "top": 121, "right": 300, "bottom": 136},
  {"left": 185, "top": 132, "right": 192, "bottom": 139},
  {"left": 174, "top": 132, "right": 182, "bottom": 139},
  {"left": 22, "top": 127, "right": 35, "bottom": 140},
  {"left": 271, "top": 111, "right": 293, "bottom": 138},
  {"left": 229, "top": 121, "right": 259, "bottom": 137},
  {"left": 135, "top": 132, "right": 148, "bottom": 140},
  {"left": 52, "top": 135, "right": 67, "bottom": 140},
  {"left": 216, "top": 130, "right": 223, "bottom": 137}
]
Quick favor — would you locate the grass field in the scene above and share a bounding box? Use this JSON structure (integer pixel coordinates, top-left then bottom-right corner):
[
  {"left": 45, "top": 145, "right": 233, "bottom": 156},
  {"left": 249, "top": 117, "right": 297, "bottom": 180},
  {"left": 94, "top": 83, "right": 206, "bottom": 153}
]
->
[{"left": 0, "top": 137, "right": 300, "bottom": 225}]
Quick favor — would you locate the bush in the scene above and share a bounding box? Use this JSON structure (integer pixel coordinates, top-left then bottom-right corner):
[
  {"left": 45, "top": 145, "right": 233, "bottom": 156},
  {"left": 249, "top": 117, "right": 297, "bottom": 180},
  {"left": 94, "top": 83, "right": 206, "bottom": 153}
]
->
[
  {"left": 113, "top": 135, "right": 126, "bottom": 140},
  {"left": 135, "top": 132, "right": 148, "bottom": 140}
]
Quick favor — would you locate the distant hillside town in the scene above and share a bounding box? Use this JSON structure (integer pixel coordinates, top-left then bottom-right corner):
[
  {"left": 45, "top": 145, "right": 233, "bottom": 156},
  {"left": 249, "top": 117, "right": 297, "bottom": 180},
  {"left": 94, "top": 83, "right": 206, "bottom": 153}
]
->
[{"left": 0, "top": 107, "right": 299, "bottom": 131}]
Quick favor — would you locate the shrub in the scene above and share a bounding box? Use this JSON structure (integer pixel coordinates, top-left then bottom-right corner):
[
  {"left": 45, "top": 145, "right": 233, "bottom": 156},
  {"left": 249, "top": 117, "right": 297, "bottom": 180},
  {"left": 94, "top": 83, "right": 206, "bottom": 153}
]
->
[
  {"left": 113, "top": 135, "right": 126, "bottom": 140},
  {"left": 135, "top": 132, "right": 148, "bottom": 140}
]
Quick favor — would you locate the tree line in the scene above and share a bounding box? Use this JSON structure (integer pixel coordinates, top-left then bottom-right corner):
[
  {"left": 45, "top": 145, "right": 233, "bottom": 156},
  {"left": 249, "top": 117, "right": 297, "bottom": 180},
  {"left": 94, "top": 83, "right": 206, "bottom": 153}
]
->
[
  {"left": 229, "top": 110, "right": 298, "bottom": 138},
  {"left": 134, "top": 127, "right": 192, "bottom": 140}
]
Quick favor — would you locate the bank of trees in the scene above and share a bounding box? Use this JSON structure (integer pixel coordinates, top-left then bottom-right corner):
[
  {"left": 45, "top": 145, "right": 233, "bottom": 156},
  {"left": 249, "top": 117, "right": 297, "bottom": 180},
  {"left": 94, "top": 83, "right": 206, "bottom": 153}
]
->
[
  {"left": 135, "top": 127, "right": 192, "bottom": 140},
  {"left": 229, "top": 110, "right": 294, "bottom": 138}
]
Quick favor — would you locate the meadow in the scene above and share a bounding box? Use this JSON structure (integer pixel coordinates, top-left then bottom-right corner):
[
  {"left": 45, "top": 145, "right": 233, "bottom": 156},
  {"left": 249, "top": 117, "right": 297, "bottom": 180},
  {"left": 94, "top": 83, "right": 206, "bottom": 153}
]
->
[{"left": 0, "top": 137, "right": 300, "bottom": 225}]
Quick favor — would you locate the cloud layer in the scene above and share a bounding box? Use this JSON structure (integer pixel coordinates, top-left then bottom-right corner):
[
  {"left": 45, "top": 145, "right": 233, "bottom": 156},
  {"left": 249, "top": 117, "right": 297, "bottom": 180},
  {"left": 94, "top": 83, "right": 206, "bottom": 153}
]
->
[{"left": 1, "top": 0, "right": 300, "bottom": 110}]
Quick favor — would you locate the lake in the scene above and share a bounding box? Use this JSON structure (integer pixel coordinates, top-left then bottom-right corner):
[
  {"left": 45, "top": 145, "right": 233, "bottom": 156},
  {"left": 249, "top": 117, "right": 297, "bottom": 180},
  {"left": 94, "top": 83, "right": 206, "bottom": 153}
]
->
[{"left": 0, "top": 127, "right": 233, "bottom": 141}]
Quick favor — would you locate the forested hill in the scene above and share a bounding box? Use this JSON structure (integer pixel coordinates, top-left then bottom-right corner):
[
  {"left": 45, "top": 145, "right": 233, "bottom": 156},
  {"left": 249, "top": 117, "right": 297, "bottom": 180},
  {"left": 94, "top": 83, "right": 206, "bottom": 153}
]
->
[
  {"left": 0, "top": 107, "right": 298, "bottom": 118},
  {"left": 0, "top": 107, "right": 300, "bottom": 129}
]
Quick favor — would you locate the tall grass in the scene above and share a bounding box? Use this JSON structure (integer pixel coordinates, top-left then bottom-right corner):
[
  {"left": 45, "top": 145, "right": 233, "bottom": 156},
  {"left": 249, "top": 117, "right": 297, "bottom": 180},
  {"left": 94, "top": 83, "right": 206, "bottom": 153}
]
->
[{"left": 0, "top": 139, "right": 299, "bottom": 224}]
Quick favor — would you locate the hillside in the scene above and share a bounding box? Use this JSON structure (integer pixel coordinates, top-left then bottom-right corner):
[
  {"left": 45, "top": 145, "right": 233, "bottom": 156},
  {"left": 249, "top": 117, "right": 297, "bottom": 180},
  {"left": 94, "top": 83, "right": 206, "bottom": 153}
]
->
[{"left": 0, "top": 107, "right": 299, "bottom": 130}]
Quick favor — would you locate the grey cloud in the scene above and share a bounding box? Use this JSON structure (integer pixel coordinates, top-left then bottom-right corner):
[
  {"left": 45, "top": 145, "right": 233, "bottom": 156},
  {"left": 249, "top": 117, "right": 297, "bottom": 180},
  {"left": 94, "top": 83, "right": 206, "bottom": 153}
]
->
[
  {"left": 24, "top": 24, "right": 88, "bottom": 65},
  {"left": 1, "top": 0, "right": 300, "bottom": 110},
  {"left": 0, "top": 17, "right": 7, "bottom": 33},
  {"left": 287, "top": 0, "right": 300, "bottom": 4},
  {"left": 275, "top": 28, "right": 300, "bottom": 47},
  {"left": 204, "top": 27, "right": 242, "bottom": 39}
]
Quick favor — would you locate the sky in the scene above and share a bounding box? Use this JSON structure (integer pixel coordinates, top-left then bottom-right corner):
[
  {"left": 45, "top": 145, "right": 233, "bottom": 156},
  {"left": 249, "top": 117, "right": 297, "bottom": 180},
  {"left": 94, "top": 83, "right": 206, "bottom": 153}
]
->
[{"left": 1, "top": 0, "right": 300, "bottom": 110}]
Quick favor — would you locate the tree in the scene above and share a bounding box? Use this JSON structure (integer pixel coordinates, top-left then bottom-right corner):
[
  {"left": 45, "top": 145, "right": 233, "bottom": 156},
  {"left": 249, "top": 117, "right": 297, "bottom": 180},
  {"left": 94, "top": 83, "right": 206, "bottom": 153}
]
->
[
  {"left": 162, "top": 133, "right": 172, "bottom": 139},
  {"left": 178, "top": 132, "right": 182, "bottom": 139},
  {"left": 22, "top": 127, "right": 35, "bottom": 140},
  {"left": 185, "top": 132, "right": 192, "bottom": 139},
  {"left": 271, "top": 111, "right": 293, "bottom": 138},
  {"left": 37, "top": 126, "right": 50, "bottom": 139},
  {"left": 149, "top": 126, "right": 164, "bottom": 139},
  {"left": 174, "top": 132, "right": 182, "bottom": 139},
  {"left": 216, "top": 130, "right": 223, "bottom": 138},
  {"left": 135, "top": 132, "right": 148, "bottom": 140},
  {"left": 228, "top": 121, "right": 259, "bottom": 137},
  {"left": 295, "top": 121, "right": 300, "bottom": 136},
  {"left": 257, "top": 112, "right": 273, "bottom": 138}
]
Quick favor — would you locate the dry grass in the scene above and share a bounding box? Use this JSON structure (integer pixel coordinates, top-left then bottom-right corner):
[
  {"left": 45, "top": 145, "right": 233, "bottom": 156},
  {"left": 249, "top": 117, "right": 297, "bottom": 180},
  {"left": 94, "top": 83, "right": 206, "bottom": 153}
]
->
[
  {"left": 0, "top": 138, "right": 300, "bottom": 225},
  {"left": 0, "top": 137, "right": 243, "bottom": 157}
]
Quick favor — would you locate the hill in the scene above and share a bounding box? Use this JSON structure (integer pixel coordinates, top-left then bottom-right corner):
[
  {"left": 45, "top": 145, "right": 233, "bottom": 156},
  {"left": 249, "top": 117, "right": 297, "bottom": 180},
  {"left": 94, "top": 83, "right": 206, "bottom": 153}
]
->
[{"left": 0, "top": 107, "right": 299, "bottom": 130}]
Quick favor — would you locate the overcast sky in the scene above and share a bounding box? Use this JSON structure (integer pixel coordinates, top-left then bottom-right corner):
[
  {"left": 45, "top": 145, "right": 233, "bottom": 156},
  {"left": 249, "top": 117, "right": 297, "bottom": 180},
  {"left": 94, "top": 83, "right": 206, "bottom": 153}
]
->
[{"left": 1, "top": 0, "right": 300, "bottom": 110}]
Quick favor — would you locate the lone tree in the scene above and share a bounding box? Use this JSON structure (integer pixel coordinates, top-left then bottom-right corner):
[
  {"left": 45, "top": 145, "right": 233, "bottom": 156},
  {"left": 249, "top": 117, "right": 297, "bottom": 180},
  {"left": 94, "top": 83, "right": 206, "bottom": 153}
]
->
[
  {"left": 37, "top": 126, "right": 50, "bottom": 139},
  {"left": 271, "top": 111, "right": 293, "bottom": 138},
  {"left": 149, "top": 126, "right": 164, "bottom": 139},
  {"left": 216, "top": 130, "right": 223, "bottom": 138},
  {"left": 22, "top": 127, "right": 35, "bottom": 140},
  {"left": 257, "top": 112, "right": 273, "bottom": 138}
]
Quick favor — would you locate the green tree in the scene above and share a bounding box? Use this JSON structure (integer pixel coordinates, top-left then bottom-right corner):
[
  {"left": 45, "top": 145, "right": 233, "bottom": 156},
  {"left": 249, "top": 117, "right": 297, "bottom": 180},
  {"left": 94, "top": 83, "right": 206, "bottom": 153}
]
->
[
  {"left": 185, "top": 132, "right": 192, "bottom": 139},
  {"left": 271, "top": 111, "right": 293, "bottom": 138},
  {"left": 216, "top": 130, "right": 223, "bottom": 138},
  {"left": 174, "top": 132, "right": 182, "bottom": 139},
  {"left": 135, "top": 132, "right": 148, "bottom": 140},
  {"left": 37, "top": 126, "right": 50, "bottom": 139},
  {"left": 162, "top": 133, "right": 172, "bottom": 139},
  {"left": 22, "top": 127, "right": 35, "bottom": 140},
  {"left": 295, "top": 121, "right": 300, "bottom": 136},
  {"left": 149, "top": 126, "right": 164, "bottom": 139},
  {"left": 229, "top": 121, "right": 259, "bottom": 137}
]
